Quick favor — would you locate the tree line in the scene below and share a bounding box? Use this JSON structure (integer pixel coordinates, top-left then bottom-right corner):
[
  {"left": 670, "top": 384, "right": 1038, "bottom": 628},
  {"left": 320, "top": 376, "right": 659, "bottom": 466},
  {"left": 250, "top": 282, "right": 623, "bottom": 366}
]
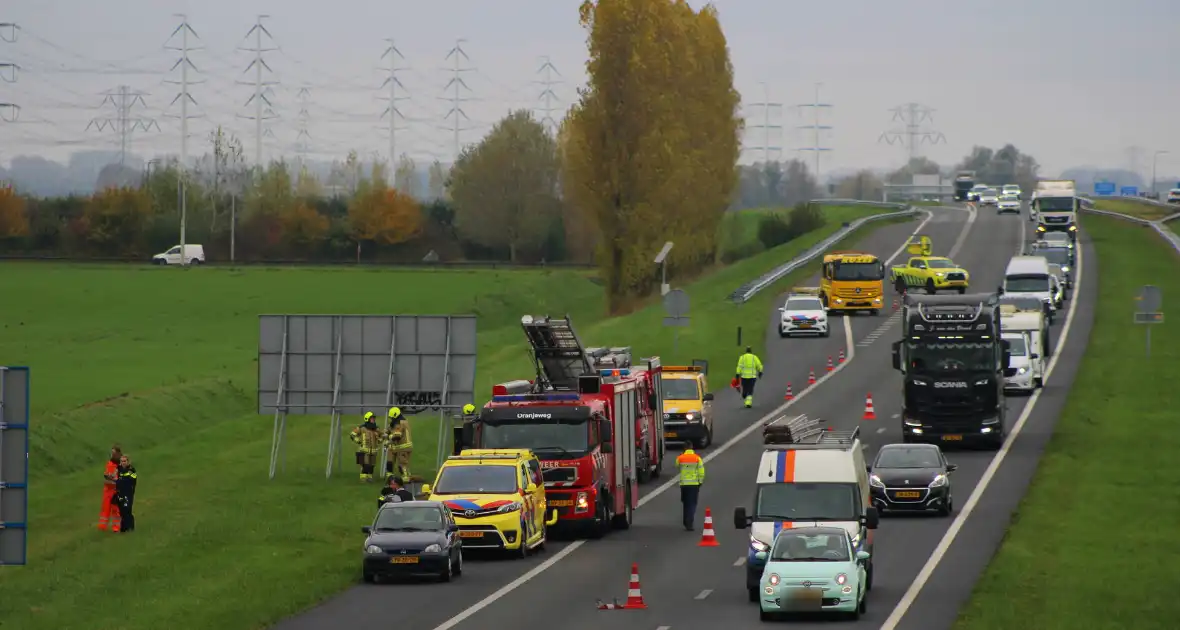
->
[{"left": 826, "top": 144, "right": 1043, "bottom": 202}]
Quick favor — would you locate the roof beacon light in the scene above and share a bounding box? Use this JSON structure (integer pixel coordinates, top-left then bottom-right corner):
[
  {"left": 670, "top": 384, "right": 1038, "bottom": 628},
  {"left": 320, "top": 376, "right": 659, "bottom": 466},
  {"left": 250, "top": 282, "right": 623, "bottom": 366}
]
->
[{"left": 600, "top": 369, "right": 631, "bottom": 377}]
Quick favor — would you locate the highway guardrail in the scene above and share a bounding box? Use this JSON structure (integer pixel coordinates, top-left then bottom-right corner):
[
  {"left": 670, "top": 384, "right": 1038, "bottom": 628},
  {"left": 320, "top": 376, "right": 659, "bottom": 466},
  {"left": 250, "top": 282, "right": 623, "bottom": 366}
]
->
[
  {"left": 1079, "top": 206, "right": 1180, "bottom": 256},
  {"left": 728, "top": 199, "right": 920, "bottom": 304}
]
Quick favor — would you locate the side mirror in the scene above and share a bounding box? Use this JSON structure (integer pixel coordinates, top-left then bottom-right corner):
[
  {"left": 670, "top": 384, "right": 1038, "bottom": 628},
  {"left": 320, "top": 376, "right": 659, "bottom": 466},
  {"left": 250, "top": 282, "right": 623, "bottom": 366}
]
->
[
  {"left": 946, "top": 463, "right": 958, "bottom": 473},
  {"left": 778, "top": 307, "right": 785, "bottom": 312},
  {"left": 856, "top": 550, "right": 871, "bottom": 562},
  {"left": 755, "top": 551, "right": 768, "bottom": 561},
  {"left": 599, "top": 417, "right": 613, "bottom": 444},
  {"left": 361, "top": 526, "right": 372, "bottom": 534},
  {"left": 1003, "top": 351, "right": 1011, "bottom": 369},
  {"left": 865, "top": 464, "right": 872, "bottom": 472},
  {"left": 997, "top": 285, "right": 1005, "bottom": 295},
  {"left": 734, "top": 507, "right": 752, "bottom": 529},
  {"left": 1030, "top": 353, "right": 1039, "bottom": 359},
  {"left": 703, "top": 392, "right": 714, "bottom": 402},
  {"left": 863, "top": 507, "right": 880, "bottom": 530},
  {"left": 891, "top": 341, "right": 902, "bottom": 371},
  {"left": 526, "top": 483, "right": 538, "bottom": 494},
  {"left": 420, "top": 484, "right": 432, "bottom": 495},
  {"left": 601, "top": 442, "right": 613, "bottom": 454}
]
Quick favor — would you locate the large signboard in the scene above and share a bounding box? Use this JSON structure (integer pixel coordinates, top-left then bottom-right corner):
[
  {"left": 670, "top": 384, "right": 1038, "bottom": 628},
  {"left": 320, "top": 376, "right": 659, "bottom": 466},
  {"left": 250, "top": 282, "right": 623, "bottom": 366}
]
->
[{"left": 0, "top": 366, "right": 29, "bottom": 566}]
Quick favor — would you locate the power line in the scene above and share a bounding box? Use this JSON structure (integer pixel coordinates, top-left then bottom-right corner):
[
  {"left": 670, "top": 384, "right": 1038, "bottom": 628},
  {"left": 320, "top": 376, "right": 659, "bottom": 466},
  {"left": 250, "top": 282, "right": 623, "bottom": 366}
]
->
[
  {"left": 743, "top": 82, "right": 782, "bottom": 164},
  {"left": 441, "top": 38, "right": 475, "bottom": 160},
  {"left": 534, "top": 55, "right": 561, "bottom": 134},
  {"left": 86, "top": 85, "right": 160, "bottom": 165},
  {"left": 796, "top": 82, "right": 833, "bottom": 181},
  {"left": 379, "top": 38, "right": 408, "bottom": 168},
  {"left": 295, "top": 86, "right": 311, "bottom": 167},
  {"left": 164, "top": 13, "right": 204, "bottom": 267},
  {"left": 237, "top": 15, "right": 278, "bottom": 167},
  {"left": 0, "top": 22, "right": 18, "bottom": 126},
  {"left": 878, "top": 102, "right": 945, "bottom": 162}
]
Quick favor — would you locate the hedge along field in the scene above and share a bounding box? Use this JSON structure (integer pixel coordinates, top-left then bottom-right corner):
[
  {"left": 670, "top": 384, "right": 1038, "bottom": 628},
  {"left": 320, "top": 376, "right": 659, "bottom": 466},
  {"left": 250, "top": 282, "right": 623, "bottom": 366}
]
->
[
  {"left": 716, "top": 203, "right": 898, "bottom": 262},
  {"left": 0, "top": 203, "right": 908, "bottom": 630}
]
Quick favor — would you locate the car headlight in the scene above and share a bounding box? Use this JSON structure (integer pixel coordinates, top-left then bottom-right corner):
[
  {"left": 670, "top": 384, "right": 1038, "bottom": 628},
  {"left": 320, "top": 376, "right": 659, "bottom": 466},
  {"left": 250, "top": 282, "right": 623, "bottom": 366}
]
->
[
  {"left": 1016, "top": 367, "right": 1027, "bottom": 375},
  {"left": 935, "top": 272, "right": 945, "bottom": 277},
  {"left": 929, "top": 474, "right": 948, "bottom": 488},
  {"left": 1061, "top": 266, "right": 1070, "bottom": 272},
  {"left": 767, "top": 573, "right": 780, "bottom": 586},
  {"left": 684, "top": 413, "right": 695, "bottom": 421},
  {"left": 750, "top": 535, "right": 770, "bottom": 552},
  {"left": 575, "top": 492, "right": 589, "bottom": 510},
  {"left": 1068, "top": 225, "right": 1077, "bottom": 231},
  {"left": 869, "top": 474, "right": 884, "bottom": 488},
  {"left": 365, "top": 544, "right": 383, "bottom": 555},
  {"left": 835, "top": 573, "right": 848, "bottom": 585},
  {"left": 498, "top": 501, "right": 523, "bottom": 513},
  {"left": 423, "top": 543, "right": 442, "bottom": 553}
]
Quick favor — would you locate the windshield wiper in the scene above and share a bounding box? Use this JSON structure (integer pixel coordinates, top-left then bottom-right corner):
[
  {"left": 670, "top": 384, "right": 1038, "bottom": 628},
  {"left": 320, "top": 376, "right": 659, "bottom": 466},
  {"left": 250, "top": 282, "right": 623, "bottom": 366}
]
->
[{"left": 530, "top": 445, "right": 574, "bottom": 457}]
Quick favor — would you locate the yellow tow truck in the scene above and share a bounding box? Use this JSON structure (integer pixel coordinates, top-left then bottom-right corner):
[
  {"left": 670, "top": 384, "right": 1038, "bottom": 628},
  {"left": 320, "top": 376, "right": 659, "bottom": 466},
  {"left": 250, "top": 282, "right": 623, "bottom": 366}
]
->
[{"left": 888, "top": 235, "right": 970, "bottom": 295}]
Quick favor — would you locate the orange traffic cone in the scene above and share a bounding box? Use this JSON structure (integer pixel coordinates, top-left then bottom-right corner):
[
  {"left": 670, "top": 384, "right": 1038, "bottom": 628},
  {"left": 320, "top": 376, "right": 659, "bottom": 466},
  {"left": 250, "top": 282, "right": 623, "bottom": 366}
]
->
[
  {"left": 625, "top": 563, "right": 647, "bottom": 608},
  {"left": 783, "top": 382, "right": 794, "bottom": 401},
  {"left": 808, "top": 368, "right": 817, "bottom": 385},
  {"left": 863, "top": 393, "right": 877, "bottom": 420},
  {"left": 826, "top": 356, "right": 834, "bottom": 372},
  {"left": 698, "top": 508, "right": 720, "bottom": 547},
  {"left": 596, "top": 599, "right": 625, "bottom": 610},
  {"left": 838, "top": 349, "right": 846, "bottom": 364}
]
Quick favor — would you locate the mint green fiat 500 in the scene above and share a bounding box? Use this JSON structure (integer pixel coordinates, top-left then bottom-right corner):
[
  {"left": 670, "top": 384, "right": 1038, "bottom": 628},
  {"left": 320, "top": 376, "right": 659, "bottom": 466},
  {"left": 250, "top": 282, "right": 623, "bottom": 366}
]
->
[{"left": 756, "top": 526, "right": 869, "bottom": 621}]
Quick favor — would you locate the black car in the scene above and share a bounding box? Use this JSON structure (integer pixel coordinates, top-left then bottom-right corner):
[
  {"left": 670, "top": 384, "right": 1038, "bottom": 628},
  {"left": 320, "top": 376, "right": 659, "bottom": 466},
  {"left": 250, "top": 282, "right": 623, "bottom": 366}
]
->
[
  {"left": 868, "top": 443, "right": 956, "bottom": 517},
  {"left": 361, "top": 501, "right": 463, "bottom": 583}
]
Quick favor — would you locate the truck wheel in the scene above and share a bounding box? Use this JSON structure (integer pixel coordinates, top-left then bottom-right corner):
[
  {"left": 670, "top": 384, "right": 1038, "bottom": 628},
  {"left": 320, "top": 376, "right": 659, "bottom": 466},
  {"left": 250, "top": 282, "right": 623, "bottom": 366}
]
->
[
  {"left": 695, "top": 425, "right": 714, "bottom": 449},
  {"left": 925, "top": 279, "right": 936, "bottom": 294},
  {"left": 651, "top": 453, "right": 663, "bottom": 478},
  {"left": 588, "top": 496, "right": 610, "bottom": 539},
  {"left": 612, "top": 487, "right": 633, "bottom": 530}
]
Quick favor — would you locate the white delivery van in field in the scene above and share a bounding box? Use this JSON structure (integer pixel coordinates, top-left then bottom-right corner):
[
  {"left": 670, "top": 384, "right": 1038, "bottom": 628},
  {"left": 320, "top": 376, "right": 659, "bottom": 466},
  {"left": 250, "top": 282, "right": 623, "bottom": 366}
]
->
[
  {"left": 1003, "top": 256, "right": 1055, "bottom": 324},
  {"left": 152, "top": 244, "right": 205, "bottom": 265}
]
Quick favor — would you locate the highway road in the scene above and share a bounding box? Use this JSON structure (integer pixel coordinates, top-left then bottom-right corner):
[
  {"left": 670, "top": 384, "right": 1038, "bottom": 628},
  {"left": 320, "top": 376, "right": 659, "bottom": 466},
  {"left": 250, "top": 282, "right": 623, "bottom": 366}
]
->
[{"left": 273, "top": 204, "right": 1096, "bottom": 630}]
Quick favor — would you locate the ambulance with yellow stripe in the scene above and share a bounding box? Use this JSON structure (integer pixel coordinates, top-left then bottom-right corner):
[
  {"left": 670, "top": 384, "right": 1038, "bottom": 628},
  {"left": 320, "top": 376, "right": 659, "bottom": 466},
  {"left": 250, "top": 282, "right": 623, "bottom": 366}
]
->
[{"left": 733, "top": 415, "right": 879, "bottom": 603}]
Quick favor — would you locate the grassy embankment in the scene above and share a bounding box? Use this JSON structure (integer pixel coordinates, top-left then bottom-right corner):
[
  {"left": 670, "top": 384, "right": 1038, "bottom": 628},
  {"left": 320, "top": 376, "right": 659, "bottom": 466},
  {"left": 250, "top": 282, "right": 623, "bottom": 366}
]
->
[
  {"left": 717, "top": 202, "right": 888, "bottom": 261},
  {"left": 1092, "top": 197, "right": 1177, "bottom": 221},
  {"left": 956, "top": 215, "right": 1180, "bottom": 629},
  {"left": 0, "top": 202, "right": 910, "bottom": 630}
]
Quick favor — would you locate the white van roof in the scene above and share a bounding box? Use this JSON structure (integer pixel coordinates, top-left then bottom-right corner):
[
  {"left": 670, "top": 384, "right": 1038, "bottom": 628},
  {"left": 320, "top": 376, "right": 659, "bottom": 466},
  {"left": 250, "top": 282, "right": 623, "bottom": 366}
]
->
[
  {"left": 1005, "top": 256, "right": 1050, "bottom": 276},
  {"left": 757, "top": 448, "right": 859, "bottom": 484}
]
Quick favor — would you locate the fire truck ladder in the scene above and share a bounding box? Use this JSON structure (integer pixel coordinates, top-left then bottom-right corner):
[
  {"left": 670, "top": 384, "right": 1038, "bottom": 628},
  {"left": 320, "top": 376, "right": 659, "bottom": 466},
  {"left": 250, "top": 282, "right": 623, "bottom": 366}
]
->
[{"left": 521, "top": 315, "right": 594, "bottom": 391}]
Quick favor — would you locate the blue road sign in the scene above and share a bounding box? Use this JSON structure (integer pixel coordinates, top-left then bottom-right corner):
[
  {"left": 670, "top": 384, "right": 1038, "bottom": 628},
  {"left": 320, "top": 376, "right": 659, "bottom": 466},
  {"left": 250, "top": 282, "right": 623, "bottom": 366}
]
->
[
  {"left": 1121, "top": 186, "right": 1139, "bottom": 196},
  {"left": 1094, "top": 181, "right": 1116, "bottom": 195}
]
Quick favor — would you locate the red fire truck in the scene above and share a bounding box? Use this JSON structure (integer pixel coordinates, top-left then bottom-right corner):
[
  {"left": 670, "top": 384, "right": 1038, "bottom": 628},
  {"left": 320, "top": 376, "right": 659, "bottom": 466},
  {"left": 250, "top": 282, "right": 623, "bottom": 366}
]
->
[{"left": 453, "top": 315, "right": 666, "bottom": 536}]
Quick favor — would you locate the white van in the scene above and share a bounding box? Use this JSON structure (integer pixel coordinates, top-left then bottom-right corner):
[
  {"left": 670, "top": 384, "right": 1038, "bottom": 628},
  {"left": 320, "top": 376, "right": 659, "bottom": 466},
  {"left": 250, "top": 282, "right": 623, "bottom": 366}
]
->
[
  {"left": 1003, "top": 256, "right": 1055, "bottom": 323},
  {"left": 734, "top": 415, "right": 879, "bottom": 603},
  {"left": 152, "top": 244, "right": 205, "bottom": 265},
  {"left": 1001, "top": 330, "right": 1042, "bottom": 392}
]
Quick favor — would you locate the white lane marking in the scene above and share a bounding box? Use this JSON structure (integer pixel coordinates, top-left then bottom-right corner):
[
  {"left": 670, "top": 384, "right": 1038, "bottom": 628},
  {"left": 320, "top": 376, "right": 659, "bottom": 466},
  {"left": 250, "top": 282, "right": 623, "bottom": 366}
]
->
[
  {"left": 733, "top": 556, "right": 746, "bottom": 567},
  {"left": 879, "top": 206, "right": 1084, "bottom": 630},
  {"left": 694, "top": 589, "right": 713, "bottom": 600},
  {"left": 657, "top": 626, "right": 672, "bottom": 630},
  {"left": 890, "top": 413, "right": 900, "bottom": 419},
  {"left": 876, "top": 427, "right": 886, "bottom": 434},
  {"left": 883, "top": 210, "right": 935, "bottom": 266},
  {"left": 947, "top": 204, "right": 977, "bottom": 258},
  {"left": 431, "top": 210, "right": 938, "bottom": 630}
]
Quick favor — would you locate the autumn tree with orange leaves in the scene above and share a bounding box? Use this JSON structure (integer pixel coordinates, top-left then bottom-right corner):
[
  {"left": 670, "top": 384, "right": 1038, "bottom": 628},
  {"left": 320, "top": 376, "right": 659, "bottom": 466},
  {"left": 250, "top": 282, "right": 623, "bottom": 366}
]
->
[
  {"left": 80, "top": 186, "right": 154, "bottom": 255},
  {"left": 281, "top": 202, "right": 330, "bottom": 253},
  {"left": 348, "top": 175, "right": 422, "bottom": 260},
  {"left": 0, "top": 186, "right": 30, "bottom": 240}
]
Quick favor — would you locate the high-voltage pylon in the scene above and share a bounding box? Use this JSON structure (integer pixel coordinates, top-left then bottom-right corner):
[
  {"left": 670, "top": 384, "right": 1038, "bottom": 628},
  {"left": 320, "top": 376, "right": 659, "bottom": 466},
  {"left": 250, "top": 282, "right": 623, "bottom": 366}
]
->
[
  {"left": 743, "top": 82, "right": 782, "bottom": 163},
  {"left": 295, "top": 87, "right": 311, "bottom": 167},
  {"left": 86, "top": 85, "right": 161, "bottom": 165},
  {"left": 535, "top": 56, "right": 561, "bottom": 134},
  {"left": 379, "top": 39, "right": 409, "bottom": 166},
  {"left": 796, "top": 83, "right": 833, "bottom": 182},
  {"left": 164, "top": 13, "right": 205, "bottom": 266},
  {"left": 0, "top": 22, "right": 19, "bottom": 123},
  {"left": 237, "top": 15, "right": 278, "bottom": 167},
  {"left": 441, "top": 39, "right": 476, "bottom": 159},
  {"left": 878, "top": 102, "right": 945, "bottom": 161}
]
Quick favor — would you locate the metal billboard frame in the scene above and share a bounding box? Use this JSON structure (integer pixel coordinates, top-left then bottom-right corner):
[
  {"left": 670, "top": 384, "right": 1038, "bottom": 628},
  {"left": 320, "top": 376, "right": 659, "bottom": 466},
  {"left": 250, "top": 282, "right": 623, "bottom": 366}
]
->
[
  {"left": 0, "top": 366, "right": 30, "bottom": 566},
  {"left": 257, "top": 315, "right": 477, "bottom": 480}
]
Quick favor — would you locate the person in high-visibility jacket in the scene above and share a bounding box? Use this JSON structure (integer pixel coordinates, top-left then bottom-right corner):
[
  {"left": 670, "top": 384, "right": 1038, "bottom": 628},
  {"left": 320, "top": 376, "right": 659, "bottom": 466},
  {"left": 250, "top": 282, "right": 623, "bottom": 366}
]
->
[
  {"left": 385, "top": 407, "right": 413, "bottom": 480},
  {"left": 676, "top": 448, "right": 706, "bottom": 531},
  {"left": 350, "top": 412, "right": 383, "bottom": 482},
  {"left": 98, "top": 444, "right": 123, "bottom": 531},
  {"left": 735, "top": 346, "right": 764, "bottom": 408}
]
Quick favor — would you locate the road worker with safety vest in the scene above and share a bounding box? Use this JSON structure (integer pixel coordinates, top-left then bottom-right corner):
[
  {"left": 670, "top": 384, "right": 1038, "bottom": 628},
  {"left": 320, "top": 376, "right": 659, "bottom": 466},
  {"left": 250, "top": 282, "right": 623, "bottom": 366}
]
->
[
  {"left": 384, "top": 407, "right": 413, "bottom": 480},
  {"left": 350, "top": 412, "right": 382, "bottom": 482},
  {"left": 735, "top": 346, "right": 764, "bottom": 408},
  {"left": 676, "top": 448, "right": 706, "bottom": 531}
]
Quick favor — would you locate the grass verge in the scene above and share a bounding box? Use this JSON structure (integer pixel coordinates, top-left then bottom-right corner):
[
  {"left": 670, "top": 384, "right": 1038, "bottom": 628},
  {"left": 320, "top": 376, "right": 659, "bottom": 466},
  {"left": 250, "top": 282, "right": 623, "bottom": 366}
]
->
[
  {"left": 955, "top": 215, "right": 1180, "bottom": 629},
  {"left": 1093, "top": 197, "right": 1176, "bottom": 221},
  {"left": 718, "top": 203, "right": 897, "bottom": 261},
  {"left": 0, "top": 208, "right": 911, "bottom": 630}
]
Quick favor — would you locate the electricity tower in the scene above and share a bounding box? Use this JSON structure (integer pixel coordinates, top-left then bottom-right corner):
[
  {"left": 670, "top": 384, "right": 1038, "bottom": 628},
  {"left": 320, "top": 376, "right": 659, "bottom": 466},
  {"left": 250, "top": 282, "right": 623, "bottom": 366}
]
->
[
  {"left": 295, "top": 87, "right": 311, "bottom": 167},
  {"left": 0, "top": 22, "right": 19, "bottom": 124},
  {"left": 86, "top": 85, "right": 161, "bottom": 165},
  {"left": 441, "top": 39, "right": 476, "bottom": 160},
  {"left": 744, "top": 82, "right": 782, "bottom": 163},
  {"left": 164, "top": 14, "right": 205, "bottom": 266},
  {"left": 796, "top": 83, "right": 833, "bottom": 182},
  {"left": 878, "top": 102, "right": 945, "bottom": 161},
  {"left": 379, "top": 39, "right": 409, "bottom": 167},
  {"left": 535, "top": 56, "right": 561, "bottom": 134},
  {"left": 237, "top": 15, "right": 278, "bottom": 167}
]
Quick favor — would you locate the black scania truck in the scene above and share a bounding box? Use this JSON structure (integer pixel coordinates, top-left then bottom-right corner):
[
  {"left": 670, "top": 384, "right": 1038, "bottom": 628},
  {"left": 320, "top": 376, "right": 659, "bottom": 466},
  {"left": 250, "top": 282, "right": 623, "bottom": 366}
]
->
[{"left": 891, "top": 292, "right": 1010, "bottom": 449}]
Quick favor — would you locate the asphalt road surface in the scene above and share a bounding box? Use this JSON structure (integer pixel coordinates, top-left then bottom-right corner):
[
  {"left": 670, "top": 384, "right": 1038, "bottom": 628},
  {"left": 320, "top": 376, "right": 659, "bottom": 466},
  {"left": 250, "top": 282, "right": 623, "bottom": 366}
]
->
[{"left": 273, "top": 204, "right": 1096, "bottom": 630}]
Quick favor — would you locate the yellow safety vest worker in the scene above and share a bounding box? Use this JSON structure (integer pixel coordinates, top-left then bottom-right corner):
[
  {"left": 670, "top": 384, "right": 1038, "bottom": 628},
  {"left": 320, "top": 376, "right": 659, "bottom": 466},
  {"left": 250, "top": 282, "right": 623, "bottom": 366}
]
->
[
  {"left": 676, "top": 449, "right": 705, "bottom": 486},
  {"left": 736, "top": 352, "right": 763, "bottom": 379}
]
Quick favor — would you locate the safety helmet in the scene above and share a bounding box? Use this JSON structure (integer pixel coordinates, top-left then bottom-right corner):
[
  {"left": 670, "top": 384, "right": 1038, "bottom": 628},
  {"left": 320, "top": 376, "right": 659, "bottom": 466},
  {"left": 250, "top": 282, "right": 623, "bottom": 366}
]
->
[
  {"left": 683, "top": 448, "right": 695, "bottom": 455},
  {"left": 463, "top": 403, "right": 476, "bottom": 415},
  {"left": 363, "top": 411, "right": 375, "bottom": 421},
  {"left": 388, "top": 407, "right": 402, "bottom": 419}
]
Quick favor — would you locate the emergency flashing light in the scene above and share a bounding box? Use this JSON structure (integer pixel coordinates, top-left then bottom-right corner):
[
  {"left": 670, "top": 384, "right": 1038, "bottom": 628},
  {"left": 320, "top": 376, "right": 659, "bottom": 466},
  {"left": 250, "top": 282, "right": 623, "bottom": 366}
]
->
[
  {"left": 600, "top": 369, "right": 631, "bottom": 377},
  {"left": 491, "top": 393, "right": 581, "bottom": 403}
]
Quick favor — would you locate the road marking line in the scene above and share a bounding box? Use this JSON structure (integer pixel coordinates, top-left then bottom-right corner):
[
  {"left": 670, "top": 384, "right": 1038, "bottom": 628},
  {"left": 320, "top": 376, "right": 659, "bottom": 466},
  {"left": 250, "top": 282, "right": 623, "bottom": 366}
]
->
[
  {"left": 876, "top": 427, "right": 886, "bottom": 434},
  {"left": 657, "top": 626, "right": 672, "bottom": 630},
  {"left": 733, "top": 556, "right": 746, "bottom": 567},
  {"left": 946, "top": 204, "right": 977, "bottom": 258},
  {"left": 694, "top": 589, "right": 713, "bottom": 600},
  {"left": 429, "top": 210, "right": 939, "bottom": 630},
  {"left": 879, "top": 206, "right": 1083, "bottom": 630}
]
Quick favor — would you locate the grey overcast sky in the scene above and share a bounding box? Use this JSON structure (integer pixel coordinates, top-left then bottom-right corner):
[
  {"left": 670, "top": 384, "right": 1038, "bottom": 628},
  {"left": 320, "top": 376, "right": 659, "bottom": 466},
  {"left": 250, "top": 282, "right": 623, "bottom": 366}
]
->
[{"left": 2, "top": 0, "right": 1177, "bottom": 176}]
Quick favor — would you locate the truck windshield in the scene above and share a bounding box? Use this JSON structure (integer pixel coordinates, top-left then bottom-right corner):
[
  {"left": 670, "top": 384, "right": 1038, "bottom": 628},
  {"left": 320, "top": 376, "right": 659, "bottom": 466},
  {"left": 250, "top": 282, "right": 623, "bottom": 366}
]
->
[
  {"left": 1036, "top": 197, "right": 1075, "bottom": 212},
  {"left": 832, "top": 262, "right": 883, "bottom": 281},
  {"left": 663, "top": 379, "right": 700, "bottom": 400},
  {"left": 481, "top": 421, "right": 590, "bottom": 453},
  {"left": 1005, "top": 274, "right": 1050, "bottom": 292},
  {"left": 754, "top": 482, "right": 860, "bottom": 521},
  {"left": 906, "top": 342, "right": 995, "bottom": 373}
]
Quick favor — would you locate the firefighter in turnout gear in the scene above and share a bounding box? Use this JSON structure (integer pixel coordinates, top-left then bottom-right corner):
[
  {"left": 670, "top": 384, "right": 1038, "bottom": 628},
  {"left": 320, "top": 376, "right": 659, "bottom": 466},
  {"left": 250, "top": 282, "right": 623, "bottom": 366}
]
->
[
  {"left": 676, "top": 448, "right": 706, "bottom": 530},
  {"left": 385, "top": 407, "right": 413, "bottom": 480},
  {"left": 350, "top": 412, "right": 382, "bottom": 482},
  {"left": 735, "top": 346, "right": 764, "bottom": 408},
  {"left": 463, "top": 403, "right": 476, "bottom": 416}
]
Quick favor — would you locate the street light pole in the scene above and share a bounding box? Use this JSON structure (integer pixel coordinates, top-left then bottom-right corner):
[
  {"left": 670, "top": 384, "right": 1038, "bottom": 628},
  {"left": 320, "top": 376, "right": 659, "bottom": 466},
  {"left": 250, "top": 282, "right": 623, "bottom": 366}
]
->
[{"left": 1151, "top": 150, "right": 1168, "bottom": 198}]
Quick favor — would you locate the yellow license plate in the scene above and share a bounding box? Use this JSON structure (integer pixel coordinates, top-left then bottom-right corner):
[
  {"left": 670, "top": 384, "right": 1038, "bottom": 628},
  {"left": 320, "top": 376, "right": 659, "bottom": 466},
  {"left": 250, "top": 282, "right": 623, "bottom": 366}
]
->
[
  {"left": 942, "top": 435, "right": 963, "bottom": 441},
  {"left": 458, "top": 531, "right": 484, "bottom": 538},
  {"left": 797, "top": 324, "right": 812, "bottom": 328},
  {"left": 390, "top": 556, "right": 419, "bottom": 564},
  {"left": 664, "top": 432, "right": 677, "bottom": 438},
  {"left": 549, "top": 500, "right": 573, "bottom": 507},
  {"left": 894, "top": 491, "right": 921, "bottom": 498}
]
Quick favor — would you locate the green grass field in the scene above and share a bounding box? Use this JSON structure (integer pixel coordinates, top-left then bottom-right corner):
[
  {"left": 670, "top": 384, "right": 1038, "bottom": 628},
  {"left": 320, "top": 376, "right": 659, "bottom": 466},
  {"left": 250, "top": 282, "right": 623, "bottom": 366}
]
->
[
  {"left": 717, "top": 203, "right": 894, "bottom": 261},
  {"left": 0, "top": 204, "right": 910, "bottom": 630},
  {"left": 956, "top": 214, "right": 1180, "bottom": 629},
  {"left": 1093, "top": 197, "right": 1177, "bottom": 221}
]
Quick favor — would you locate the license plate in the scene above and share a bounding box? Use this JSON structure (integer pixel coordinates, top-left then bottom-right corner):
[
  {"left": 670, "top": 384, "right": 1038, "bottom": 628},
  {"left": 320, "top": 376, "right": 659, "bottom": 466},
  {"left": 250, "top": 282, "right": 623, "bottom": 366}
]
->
[
  {"left": 797, "top": 324, "right": 812, "bottom": 328},
  {"left": 942, "top": 434, "right": 963, "bottom": 441},
  {"left": 458, "top": 531, "right": 484, "bottom": 538},
  {"left": 390, "top": 556, "right": 419, "bottom": 564},
  {"left": 794, "top": 588, "right": 823, "bottom": 600},
  {"left": 664, "top": 432, "right": 677, "bottom": 439},
  {"left": 894, "top": 491, "right": 921, "bottom": 498},
  {"left": 549, "top": 500, "right": 573, "bottom": 507}
]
